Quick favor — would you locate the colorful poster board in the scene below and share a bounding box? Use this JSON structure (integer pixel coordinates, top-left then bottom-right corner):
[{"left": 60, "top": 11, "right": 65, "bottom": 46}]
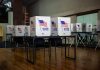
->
[
  {"left": 30, "top": 16, "right": 51, "bottom": 36},
  {"left": 76, "top": 23, "right": 82, "bottom": 32},
  {"left": 7, "top": 25, "right": 14, "bottom": 34},
  {"left": 58, "top": 17, "right": 71, "bottom": 36}
]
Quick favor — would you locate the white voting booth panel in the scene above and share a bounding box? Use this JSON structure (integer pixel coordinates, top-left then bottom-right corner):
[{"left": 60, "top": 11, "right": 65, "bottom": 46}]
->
[
  {"left": 30, "top": 16, "right": 51, "bottom": 36},
  {"left": 14, "top": 25, "right": 26, "bottom": 36},
  {"left": 71, "top": 24, "right": 74, "bottom": 32},
  {"left": 58, "top": 17, "right": 71, "bottom": 36},
  {"left": 51, "top": 18, "right": 58, "bottom": 36},
  {"left": 76, "top": 23, "right": 82, "bottom": 32},
  {"left": 86, "top": 24, "right": 92, "bottom": 32},
  {"left": 92, "top": 24, "right": 97, "bottom": 33},
  {"left": 24, "top": 26, "right": 30, "bottom": 36},
  {"left": 97, "top": 24, "right": 100, "bottom": 31},
  {"left": 7, "top": 25, "right": 14, "bottom": 34},
  {"left": 30, "top": 17, "right": 35, "bottom": 36},
  {"left": 93, "top": 25, "right": 97, "bottom": 30},
  {"left": 71, "top": 24, "right": 76, "bottom": 32},
  {"left": 82, "top": 23, "right": 86, "bottom": 32}
]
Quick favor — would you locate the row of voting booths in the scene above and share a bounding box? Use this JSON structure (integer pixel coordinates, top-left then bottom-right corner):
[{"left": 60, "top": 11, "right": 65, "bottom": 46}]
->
[
  {"left": 7, "top": 16, "right": 71, "bottom": 37},
  {"left": 6, "top": 16, "right": 77, "bottom": 63},
  {"left": 6, "top": 16, "right": 72, "bottom": 47},
  {"left": 6, "top": 16, "right": 98, "bottom": 48},
  {"left": 6, "top": 16, "right": 99, "bottom": 63},
  {"left": 6, "top": 18, "right": 97, "bottom": 37},
  {"left": 71, "top": 23, "right": 98, "bottom": 47},
  {"left": 6, "top": 23, "right": 97, "bottom": 36},
  {"left": 71, "top": 23, "right": 97, "bottom": 32}
]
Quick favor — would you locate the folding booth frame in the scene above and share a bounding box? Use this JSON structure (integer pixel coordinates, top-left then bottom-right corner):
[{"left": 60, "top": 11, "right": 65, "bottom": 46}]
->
[{"left": 25, "top": 36, "right": 77, "bottom": 64}]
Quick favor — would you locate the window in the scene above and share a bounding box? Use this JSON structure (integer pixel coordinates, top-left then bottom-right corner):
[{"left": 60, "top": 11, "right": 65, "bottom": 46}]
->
[{"left": 77, "top": 13, "right": 98, "bottom": 25}]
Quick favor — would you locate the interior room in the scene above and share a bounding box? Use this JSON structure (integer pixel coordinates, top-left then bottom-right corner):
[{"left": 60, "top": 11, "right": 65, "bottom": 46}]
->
[{"left": 0, "top": 0, "right": 100, "bottom": 70}]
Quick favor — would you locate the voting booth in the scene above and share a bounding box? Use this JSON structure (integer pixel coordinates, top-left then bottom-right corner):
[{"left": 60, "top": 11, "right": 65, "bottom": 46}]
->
[
  {"left": 51, "top": 18, "right": 58, "bottom": 36},
  {"left": 97, "top": 24, "right": 100, "bottom": 31},
  {"left": 76, "top": 23, "right": 82, "bottom": 32},
  {"left": 86, "top": 24, "right": 92, "bottom": 32},
  {"left": 26, "top": 16, "right": 77, "bottom": 63},
  {"left": 24, "top": 26, "right": 30, "bottom": 36},
  {"left": 56, "top": 17, "right": 71, "bottom": 36},
  {"left": 12, "top": 25, "right": 26, "bottom": 47},
  {"left": 30, "top": 16, "right": 51, "bottom": 36},
  {"left": 6, "top": 25, "right": 14, "bottom": 44},
  {"left": 71, "top": 23, "right": 76, "bottom": 32},
  {"left": 14, "top": 25, "right": 26, "bottom": 36},
  {"left": 71, "top": 24, "right": 74, "bottom": 32},
  {"left": 82, "top": 23, "right": 86, "bottom": 32},
  {"left": 92, "top": 25, "right": 97, "bottom": 33},
  {"left": 7, "top": 25, "right": 14, "bottom": 34}
]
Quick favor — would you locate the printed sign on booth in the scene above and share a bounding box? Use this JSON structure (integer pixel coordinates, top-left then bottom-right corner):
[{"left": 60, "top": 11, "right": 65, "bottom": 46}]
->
[
  {"left": 30, "top": 16, "right": 51, "bottom": 36},
  {"left": 38, "top": 20, "right": 48, "bottom": 31},
  {"left": 14, "top": 25, "right": 26, "bottom": 36},
  {"left": 86, "top": 24, "right": 92, "bottom": 32},
  {"left": 76, "top": 23, "right": 82, "bottom": 32},
  {"left": 7, "top": 25, "right": 14, "bottom": 34},
  {"left": 58, "top": 17, "right": 71, "bottom": 36}
]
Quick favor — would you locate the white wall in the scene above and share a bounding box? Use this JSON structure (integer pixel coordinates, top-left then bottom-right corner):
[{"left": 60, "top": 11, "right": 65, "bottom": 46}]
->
[{"left": 30, "top": 0, "right": 100, "bottom": 16}]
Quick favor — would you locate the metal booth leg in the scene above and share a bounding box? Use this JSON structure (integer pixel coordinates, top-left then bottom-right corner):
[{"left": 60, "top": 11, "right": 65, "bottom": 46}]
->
[
  {"left": 49, "top": 39, "right": 51, "bottom": 62},
  {"left": 27, "top": 37, "right": 36, "bottom": 64},
  {"left": 95, "top": 39, "right": 100, "bottom": 50},
  {"left": 65, "top": 37, "right": 66, "bottom": 59},
  {"left": 65, "top": 36, "right": 76, "bottom": 60},
  {"left": 33, "top": 38, "right": 36, "bottom": 64},
  {"left": 74, "top": 36, "right": 77, "bottom": 59},
  {"left": 54, "top": 38, "right": 57, "bottom": 64}
]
